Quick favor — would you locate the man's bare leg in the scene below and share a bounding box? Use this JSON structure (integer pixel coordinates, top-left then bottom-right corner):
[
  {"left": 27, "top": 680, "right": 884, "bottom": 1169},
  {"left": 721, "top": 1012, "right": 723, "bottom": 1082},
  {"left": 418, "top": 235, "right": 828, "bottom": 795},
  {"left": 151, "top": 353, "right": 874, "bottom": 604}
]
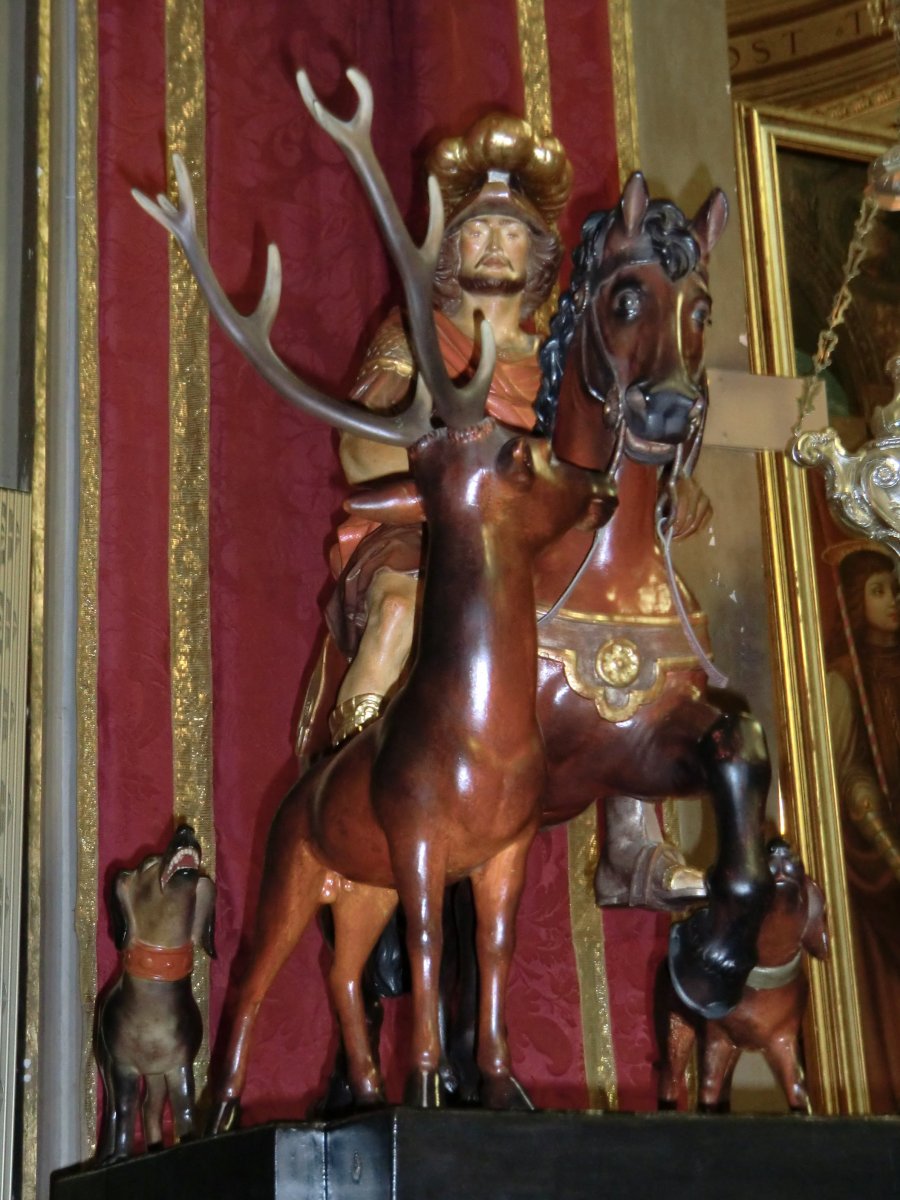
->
[{"left": 330, "top": 569, "right": 417, "bottom": 745}]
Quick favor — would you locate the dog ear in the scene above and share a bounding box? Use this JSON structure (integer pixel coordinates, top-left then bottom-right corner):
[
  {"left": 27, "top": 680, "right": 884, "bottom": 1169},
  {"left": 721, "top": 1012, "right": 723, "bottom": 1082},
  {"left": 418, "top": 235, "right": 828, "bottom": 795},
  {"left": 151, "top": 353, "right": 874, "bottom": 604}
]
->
[
  {"left": 193, "top": 876, "right": 216, "bottom": 959},
  {"left": 110, "top": 870, "right": 134, "bottom": 950},
  {"left": 801, "top": 878, "right": 829, "bottom": 961}
]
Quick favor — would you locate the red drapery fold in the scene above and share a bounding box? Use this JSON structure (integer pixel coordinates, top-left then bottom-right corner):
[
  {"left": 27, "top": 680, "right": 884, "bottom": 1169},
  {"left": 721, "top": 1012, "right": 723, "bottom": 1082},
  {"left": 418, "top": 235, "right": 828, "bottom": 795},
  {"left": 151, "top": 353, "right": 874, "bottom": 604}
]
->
[{"left": 94, "top": 0, "right": 666, "bottom": 1125}]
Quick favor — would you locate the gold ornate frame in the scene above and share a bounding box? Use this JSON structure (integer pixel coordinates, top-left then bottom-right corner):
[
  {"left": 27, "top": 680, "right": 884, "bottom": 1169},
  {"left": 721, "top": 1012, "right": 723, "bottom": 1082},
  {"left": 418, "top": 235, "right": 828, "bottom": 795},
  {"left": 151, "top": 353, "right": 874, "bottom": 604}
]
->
[{"left": 735, "top": 102, "right": 892, "bottom": 1115}]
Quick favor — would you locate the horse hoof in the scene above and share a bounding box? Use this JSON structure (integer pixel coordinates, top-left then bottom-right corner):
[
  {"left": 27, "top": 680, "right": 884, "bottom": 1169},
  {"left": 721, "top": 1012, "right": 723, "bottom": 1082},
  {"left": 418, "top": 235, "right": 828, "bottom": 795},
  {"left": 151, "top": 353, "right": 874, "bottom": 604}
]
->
[
  {"left": 206, "top": 1098, "right": 241, "bottom": 1136},
  {"left": 668, "top": 914, "right": 750, "bottom": 1020},
  {"left": 403, "top": 1068, "right": 444, "bottom": 1109},
  {"left": 481, "top": 1073, "right": 534, "bottom": 1112}
]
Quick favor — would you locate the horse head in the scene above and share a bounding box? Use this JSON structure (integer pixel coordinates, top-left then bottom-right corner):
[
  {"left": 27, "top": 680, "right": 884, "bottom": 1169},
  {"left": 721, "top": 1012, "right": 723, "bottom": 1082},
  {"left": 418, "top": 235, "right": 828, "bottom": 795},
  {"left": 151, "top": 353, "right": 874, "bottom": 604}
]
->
[{"left": 536, "top": 172, "right": 727, "bottom": 477}]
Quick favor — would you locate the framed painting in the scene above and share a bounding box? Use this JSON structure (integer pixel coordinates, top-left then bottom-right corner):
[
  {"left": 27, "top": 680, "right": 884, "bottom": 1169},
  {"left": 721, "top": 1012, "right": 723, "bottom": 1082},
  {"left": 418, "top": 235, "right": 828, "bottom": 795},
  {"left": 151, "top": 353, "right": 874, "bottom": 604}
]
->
[{"left": 735, "top": 102, "right": 900, "bottom": 1114}]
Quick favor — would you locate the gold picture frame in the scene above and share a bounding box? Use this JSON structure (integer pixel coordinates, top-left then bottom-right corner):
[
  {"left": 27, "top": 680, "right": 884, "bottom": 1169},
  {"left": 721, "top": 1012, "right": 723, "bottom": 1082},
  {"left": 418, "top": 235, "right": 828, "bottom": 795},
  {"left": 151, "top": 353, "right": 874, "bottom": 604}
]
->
[{"left": 735, "top": 102, "right": 895, "bottom": 1115}]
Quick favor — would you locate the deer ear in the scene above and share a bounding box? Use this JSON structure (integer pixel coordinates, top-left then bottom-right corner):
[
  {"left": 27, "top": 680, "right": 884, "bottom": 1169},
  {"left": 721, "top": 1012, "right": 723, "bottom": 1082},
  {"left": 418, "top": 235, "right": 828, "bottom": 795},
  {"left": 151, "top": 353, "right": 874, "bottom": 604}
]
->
[
  {"left": 497, "top": 436, "right": 535, "bottom": 490},
  {"left": 691, "top": 188, "right": 728, "bottom": 257},
  {"left": 620, "top": 172, "right": 649, "bottom": 237}
]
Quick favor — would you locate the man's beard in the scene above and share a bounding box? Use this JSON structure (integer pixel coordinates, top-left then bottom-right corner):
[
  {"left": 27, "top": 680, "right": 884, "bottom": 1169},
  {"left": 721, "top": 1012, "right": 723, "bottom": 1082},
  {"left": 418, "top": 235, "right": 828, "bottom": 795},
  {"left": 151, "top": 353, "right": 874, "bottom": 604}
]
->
[{"left": 459, "top": 271, "right": 527, "bottom": 297}]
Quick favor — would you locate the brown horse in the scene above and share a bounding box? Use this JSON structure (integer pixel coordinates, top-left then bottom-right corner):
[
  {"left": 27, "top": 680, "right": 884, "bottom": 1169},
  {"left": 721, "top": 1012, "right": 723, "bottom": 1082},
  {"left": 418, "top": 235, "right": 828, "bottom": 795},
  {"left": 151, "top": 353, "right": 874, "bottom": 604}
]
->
[
  {"left": 531, "top": 175, "right": 773, "bottom": 1024},
  {"left": 136, "top": 69, "right": 614, "bottom": 1128}
]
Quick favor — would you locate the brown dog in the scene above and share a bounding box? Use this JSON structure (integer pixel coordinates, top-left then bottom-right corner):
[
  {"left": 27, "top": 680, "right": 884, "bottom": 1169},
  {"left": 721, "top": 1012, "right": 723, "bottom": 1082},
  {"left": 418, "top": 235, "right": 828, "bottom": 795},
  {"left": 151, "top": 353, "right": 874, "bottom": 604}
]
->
[
  {"left": 659, "top": 837, "right": 828, "bottom": 1113},
  {"left": 96, "top": 825, "right": 216, "bottom": 1160}
]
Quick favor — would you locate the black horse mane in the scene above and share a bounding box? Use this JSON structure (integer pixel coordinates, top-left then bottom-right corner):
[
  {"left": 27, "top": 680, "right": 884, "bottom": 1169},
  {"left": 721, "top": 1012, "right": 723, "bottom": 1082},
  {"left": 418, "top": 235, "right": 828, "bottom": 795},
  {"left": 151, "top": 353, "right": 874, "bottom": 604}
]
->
[{"left": 534, "top": 199, "right": 702, "bottom": 436}]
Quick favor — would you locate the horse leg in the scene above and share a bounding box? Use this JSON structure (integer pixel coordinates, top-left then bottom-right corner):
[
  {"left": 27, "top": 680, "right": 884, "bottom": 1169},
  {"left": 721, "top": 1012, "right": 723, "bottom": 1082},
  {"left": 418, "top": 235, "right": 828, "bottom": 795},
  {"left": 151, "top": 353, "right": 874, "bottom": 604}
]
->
[
  {"left": 469, "top": 831, "right": 535, "bottom": 1111},
  {"left": 669, "top": 712, "right": 772, "bottom": 1019},
  {"left": 392, "top": 840, "right": 448, "bottom": 1108},
  {"left": 328, "top": 881, "right": 399, "bottom": 1106},
  {"left": 208, "top": 829, "right": 327, "bottom": 1134},
  {"left": 763, "top": 1034, "right": 811, "bottom": 1113},
  {"left": 443, "top": 880, "right": 481, "bottom": 1103}
]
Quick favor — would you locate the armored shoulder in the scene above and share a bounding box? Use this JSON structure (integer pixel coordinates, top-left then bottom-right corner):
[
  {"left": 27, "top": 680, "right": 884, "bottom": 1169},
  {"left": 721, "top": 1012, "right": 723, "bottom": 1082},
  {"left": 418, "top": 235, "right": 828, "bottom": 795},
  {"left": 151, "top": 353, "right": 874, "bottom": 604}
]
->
[{"left": 350, "top": 309, "right": 415, "bottom": 414}]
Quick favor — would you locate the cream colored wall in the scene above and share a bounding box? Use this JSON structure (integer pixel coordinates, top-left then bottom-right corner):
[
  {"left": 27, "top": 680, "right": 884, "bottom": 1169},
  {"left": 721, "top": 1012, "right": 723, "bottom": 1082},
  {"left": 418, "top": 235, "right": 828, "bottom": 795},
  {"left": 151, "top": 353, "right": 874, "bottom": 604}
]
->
[{"left": 623, "top": 0, "right": 788, "bottom": 1112}]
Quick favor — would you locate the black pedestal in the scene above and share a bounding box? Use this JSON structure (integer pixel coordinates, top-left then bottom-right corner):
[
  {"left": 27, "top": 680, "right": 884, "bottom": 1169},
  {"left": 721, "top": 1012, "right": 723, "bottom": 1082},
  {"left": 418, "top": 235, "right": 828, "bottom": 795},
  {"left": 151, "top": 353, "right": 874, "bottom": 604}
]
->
[{"left": 51, "top": 1109, "right": 900, "bottom": 1200}]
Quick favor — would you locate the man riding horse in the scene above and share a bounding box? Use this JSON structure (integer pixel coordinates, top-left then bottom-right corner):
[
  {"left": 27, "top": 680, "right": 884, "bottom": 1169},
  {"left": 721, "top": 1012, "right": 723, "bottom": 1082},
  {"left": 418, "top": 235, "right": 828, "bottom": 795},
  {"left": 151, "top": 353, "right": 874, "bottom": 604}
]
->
[{"left": 305, "top": 112, "right": 705, "bottom": 909}]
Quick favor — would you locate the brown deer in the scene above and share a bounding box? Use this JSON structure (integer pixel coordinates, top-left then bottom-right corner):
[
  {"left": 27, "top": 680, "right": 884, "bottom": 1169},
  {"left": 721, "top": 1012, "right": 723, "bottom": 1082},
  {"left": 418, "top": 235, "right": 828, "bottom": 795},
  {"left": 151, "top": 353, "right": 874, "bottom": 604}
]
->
[{"left": 135, "top": 69, "right": 615, "bottom": 1127}]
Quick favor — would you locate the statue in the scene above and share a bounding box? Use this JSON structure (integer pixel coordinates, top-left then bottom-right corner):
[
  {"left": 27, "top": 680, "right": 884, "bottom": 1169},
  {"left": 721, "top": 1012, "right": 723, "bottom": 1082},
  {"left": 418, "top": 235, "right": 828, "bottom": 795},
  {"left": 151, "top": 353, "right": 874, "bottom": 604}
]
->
[
  {"left": 138, "top": 70, "right": 614, "bottom": 1128},
  {"left": 310, "top": 108, "right": 705, "bottom": 909},
  {"left": 658, "top": 838, "right": 828, "bottom": 1113},
  {"left": 95, "top": 825, "right": 216, "bottom": 1161},
  {"left": 135, "top": 67, "right": 773, "bottom": 1120}
]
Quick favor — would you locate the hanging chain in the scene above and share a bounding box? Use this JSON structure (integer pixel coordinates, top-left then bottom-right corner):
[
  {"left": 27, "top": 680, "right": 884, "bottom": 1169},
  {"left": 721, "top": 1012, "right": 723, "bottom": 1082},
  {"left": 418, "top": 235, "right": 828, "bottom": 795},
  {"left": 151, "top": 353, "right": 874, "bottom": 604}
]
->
[{"left": 793, "top": 193, "right": 881, "bottom": 433}]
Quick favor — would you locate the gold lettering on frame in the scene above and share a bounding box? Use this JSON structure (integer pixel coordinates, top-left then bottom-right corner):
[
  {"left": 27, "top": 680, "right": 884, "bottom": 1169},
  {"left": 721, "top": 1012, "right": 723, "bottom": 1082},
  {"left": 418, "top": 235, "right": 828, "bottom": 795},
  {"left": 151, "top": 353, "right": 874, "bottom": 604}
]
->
[{"left": 729, "top": 2, "right": 871, "bottom": 78}]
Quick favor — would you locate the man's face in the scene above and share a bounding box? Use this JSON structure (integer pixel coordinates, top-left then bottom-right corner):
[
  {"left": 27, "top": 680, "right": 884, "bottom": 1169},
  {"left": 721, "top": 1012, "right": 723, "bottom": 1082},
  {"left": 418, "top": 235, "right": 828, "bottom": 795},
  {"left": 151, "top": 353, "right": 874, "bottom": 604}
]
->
[{"left": 458, "top": 215, "right": 530, "bottom": 293}]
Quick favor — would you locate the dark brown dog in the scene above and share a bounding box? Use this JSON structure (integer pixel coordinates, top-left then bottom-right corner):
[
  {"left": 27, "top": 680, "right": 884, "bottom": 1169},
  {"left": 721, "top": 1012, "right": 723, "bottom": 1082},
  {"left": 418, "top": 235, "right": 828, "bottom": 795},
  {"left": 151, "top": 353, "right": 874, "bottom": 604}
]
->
[
  {"left": 659, "top": 837, "right": 828, "bottom": 1113},
  {"left": 96, "top": 824, "right": 215, "bottom": 1161}
]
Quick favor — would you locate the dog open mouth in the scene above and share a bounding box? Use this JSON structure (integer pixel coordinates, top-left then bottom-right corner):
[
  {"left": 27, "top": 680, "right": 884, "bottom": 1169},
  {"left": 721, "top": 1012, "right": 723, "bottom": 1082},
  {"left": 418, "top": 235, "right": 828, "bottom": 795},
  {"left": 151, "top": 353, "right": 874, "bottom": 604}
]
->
[{"left": 161, "top": 844, "right": 201, "bottom": 888}]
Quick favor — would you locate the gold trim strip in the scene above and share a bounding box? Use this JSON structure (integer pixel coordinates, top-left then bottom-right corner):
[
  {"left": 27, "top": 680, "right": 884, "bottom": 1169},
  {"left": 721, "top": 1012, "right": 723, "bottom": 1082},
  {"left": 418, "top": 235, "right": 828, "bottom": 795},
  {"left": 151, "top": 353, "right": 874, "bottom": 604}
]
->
[
  {"left": 516, "top": 2, "right": 618, "bottom": 1111},
  {"left": 165, "top": 0, "right": 214, "bottom": 1084},
  {"left": 75, "top": 0, "right": 101, "bottom": 1156},
  {"left": 516, "top": 0, "right": 553, "bottom": 136},
  {"left": 538, "top": 605, "right": 706, "bottom": 627},
  {"left": 23, "top": 0, "right": 52, "bottom": 1189},
  {"left": 567, "top": 810, "right": 617, "bottom": 1110},
  {"left": 608, "top": 0, "right": 640, "bottom": 183}
]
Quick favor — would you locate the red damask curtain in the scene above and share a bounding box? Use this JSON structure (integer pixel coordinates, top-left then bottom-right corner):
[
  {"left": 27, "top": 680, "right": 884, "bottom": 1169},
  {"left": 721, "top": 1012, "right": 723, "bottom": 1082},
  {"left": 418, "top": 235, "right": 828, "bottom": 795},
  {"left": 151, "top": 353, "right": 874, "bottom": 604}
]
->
[{"left": 92, "top": 0, "right": 664, "bottom": 1125}]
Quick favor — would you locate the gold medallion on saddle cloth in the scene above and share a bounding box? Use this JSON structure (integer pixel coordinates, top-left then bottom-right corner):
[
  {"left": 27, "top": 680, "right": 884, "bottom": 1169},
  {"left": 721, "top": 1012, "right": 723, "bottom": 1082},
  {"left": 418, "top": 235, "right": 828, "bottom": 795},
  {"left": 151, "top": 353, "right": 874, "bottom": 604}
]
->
[{"left": 536, "top": 606, "right": 711, "bottom": 722}]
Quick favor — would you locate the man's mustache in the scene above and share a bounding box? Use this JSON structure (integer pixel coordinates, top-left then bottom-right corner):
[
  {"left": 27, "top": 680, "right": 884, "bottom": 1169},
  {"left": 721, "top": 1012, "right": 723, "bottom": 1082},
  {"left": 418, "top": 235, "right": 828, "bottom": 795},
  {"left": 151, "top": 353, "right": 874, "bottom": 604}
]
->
[{"left": 476, "top": 251, "right": 513, "bottom": 269}]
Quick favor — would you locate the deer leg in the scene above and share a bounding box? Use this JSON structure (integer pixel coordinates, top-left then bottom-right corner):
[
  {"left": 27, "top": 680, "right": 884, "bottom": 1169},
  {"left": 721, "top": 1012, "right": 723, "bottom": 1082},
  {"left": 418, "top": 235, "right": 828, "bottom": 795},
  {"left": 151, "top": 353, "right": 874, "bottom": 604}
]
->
[
  {"left": 328, "top": 881, "right": 399, "bottom": 1106},
  {"left": 469, "top": 831, "right": 535, "bottom": 1111},
  {"left": 763, "top": 1034, "right": 811, "bottom": 1113},
  {"left": 393, "top": 840, "right": 448, "bottom": 1108},
  {"left": 208, "top": 823, "right": 327, "bottom": 1135},
  {"left": 142, "top": 1074, "right": 167, "bottom": 1149},
  {"left": 669, "top": 712, "right": 772, "bottom": 1019}
]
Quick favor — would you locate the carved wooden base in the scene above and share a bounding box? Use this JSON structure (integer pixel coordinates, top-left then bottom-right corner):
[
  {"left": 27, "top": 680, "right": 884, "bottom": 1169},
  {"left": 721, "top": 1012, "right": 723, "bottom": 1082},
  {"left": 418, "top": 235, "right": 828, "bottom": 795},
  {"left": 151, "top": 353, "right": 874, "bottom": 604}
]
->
[{"left": 52, "top": 1109, "right": 900, "bottom": 1200}]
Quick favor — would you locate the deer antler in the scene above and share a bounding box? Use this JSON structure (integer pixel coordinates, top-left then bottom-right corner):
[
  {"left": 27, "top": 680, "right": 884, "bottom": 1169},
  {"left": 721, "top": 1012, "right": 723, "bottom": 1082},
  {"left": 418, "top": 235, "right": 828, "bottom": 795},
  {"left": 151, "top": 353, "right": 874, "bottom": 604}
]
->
[
  {"left": 133, "top": 68, "right": 495, "bottom": 444},
  {"left": 297, "top": 68, "right": 494, "bottom": 430}
]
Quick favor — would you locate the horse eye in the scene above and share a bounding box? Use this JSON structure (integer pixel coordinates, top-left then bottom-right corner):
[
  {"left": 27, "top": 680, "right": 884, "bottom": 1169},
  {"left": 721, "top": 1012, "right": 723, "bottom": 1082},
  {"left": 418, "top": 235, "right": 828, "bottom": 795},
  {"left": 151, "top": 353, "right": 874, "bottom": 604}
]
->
[
  {"left": 613, "top": 288, "right": 642, "bottom": 322},
  {"left": 692, "top": 302, "right": 711, "bottom": 328}
]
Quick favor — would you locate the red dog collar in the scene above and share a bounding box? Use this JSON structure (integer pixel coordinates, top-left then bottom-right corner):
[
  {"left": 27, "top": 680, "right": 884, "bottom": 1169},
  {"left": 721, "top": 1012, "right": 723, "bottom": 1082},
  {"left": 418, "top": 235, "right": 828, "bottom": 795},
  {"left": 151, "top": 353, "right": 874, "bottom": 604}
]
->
[{"left": 123, "top": 939, "right": 194, "bottom": 982}]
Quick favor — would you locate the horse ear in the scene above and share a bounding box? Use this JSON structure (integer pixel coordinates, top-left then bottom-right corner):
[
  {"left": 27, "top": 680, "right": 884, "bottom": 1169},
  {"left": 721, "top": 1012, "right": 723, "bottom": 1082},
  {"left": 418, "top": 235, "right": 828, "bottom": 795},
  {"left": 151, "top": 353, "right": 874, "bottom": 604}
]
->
[
  {"left": 620, "top": 171, "right": 649, "bottom": 237},
  {"left": 691, "top": 188, "right": 728, "bottom": 257}
]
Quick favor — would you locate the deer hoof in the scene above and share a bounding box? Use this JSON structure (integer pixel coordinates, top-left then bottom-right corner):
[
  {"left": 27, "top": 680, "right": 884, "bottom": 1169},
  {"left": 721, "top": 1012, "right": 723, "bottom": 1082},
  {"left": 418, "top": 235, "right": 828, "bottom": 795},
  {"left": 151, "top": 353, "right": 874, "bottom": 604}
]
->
[
  {"left": 480, "top": 1073, "right": 534, "bottom": 1112},
  {"left": 206, "top": 1098, "right": 241, "bottom": 1137},
  {"left": 403, "top": 1067, "right": 444, "bottom": 1109}
]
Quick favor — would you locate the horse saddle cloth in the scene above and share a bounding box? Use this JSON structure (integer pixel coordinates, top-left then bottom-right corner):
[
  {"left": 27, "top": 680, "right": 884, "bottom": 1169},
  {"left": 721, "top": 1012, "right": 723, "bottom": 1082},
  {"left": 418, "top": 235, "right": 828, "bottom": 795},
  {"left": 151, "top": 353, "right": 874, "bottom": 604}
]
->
[{"left": 536, "top": 607, "right": 711, "bottom": 722}]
